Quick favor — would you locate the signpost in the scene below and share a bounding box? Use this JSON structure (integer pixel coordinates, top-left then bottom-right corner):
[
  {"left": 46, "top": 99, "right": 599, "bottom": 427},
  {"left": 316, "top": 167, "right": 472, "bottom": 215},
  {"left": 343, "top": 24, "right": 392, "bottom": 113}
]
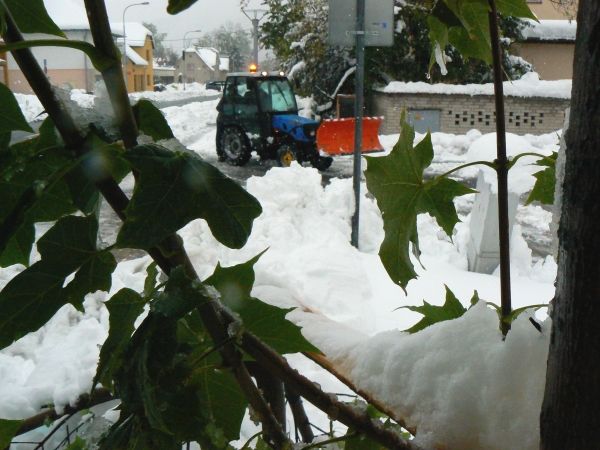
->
[{"left": 328, "top": 0, "right": 393, "bottom": 248}]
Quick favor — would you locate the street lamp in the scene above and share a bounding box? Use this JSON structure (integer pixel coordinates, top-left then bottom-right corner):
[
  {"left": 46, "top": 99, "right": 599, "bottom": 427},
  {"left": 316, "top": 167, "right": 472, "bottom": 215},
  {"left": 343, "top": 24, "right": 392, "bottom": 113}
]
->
[
  {"left": 241, "top": 8, "right": 267, "bottom": 68},
  {"left": 183, "top": 29, "right": 201, "bottom": 90},
  {"left": 122, "top": 2, "right": 149, "bottom": 88}
]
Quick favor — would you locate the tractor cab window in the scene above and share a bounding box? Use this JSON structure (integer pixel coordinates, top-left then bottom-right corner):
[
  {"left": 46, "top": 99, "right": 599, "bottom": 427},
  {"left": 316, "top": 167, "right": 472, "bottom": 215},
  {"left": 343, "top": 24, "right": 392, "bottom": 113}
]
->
[{"left": 257, "top": 79, "right": 297, "bottom": 113}]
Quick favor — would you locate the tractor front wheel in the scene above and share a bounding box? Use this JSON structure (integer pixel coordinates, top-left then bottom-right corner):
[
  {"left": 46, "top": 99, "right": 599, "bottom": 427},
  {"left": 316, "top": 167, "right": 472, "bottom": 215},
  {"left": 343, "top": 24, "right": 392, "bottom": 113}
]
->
[
  {"left": 277, "top": 144, "right": 297, "bottom": 167},
  {"left": 221, "top": 127, "right": 251, "bottom": 166}
]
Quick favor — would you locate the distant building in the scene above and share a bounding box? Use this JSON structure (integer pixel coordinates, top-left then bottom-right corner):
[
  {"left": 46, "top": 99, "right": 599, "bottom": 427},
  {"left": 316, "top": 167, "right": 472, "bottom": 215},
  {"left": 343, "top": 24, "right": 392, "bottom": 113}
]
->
[
  {"left": 176, "top": 47, "right": 228, "bottom": 84},
  {"left": 512, "top": 0, "right": 577, "bottom": 80},
  {"left": 114, "top": 22, "right": 154, "bottom": 92},
  {"left": 0, "top": 42, "right": 8, "bottom": 86},
  {"left": 6, "top": 0, "right": 153, "bottom": 93}
]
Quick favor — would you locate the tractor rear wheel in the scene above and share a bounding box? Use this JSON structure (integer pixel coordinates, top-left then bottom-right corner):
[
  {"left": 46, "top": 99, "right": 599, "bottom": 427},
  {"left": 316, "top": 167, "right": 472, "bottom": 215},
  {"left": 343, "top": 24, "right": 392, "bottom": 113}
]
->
[
  {"left": 221, "top": 127, "right": 251, "bottom": 166},
  {"left": 277, "top": 144, "right": 297, "bottom": 167}
]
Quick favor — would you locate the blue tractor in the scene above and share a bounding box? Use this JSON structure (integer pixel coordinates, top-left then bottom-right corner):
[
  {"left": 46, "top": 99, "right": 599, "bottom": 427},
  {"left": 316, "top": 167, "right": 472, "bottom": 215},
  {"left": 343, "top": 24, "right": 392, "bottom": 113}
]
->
[{"left": 216, "top": 72, "right": 333, "bottom": 170}]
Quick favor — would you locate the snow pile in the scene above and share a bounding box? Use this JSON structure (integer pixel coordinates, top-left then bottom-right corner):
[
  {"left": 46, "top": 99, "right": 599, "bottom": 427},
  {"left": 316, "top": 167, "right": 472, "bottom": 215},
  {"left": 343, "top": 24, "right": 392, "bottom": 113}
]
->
[
  {"left": 462, "top": 132, "right": 555, "bottom": 194},
  {"left": 14, "top": 93, "right": 45, "bottom": 122},
  {"left": 521, "top": 19, "right": 577, "bottom": 41},
  {"left": 3, "top": 94, "right": 560, "bottom": 448},
  {"left": 292, "top": 302, "right": 550, "bottom": 450},
  {"left": 129, "top": 83, "right": 218, "bottom": 102},
  {"left": 381, "top": 72, "right": 571, "bottom": 99}
]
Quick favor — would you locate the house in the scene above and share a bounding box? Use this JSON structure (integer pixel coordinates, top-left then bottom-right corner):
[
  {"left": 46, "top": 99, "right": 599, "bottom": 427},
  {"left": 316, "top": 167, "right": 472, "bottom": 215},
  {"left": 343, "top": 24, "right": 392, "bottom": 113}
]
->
[
  {"left": 176, "top": 47, "right": 228, "bottom": 84},
  {"left": 6, "top": 0, "right": 153, "bottom": 93},
  {"left": 6, "top": 0, "right": 96, "bottom": 93},
  {"left": 113, "top": 22, "right": 154, "bottom": 92},
  {"left": 0, "top": 43, "right": 7, "bottom": 86},
  {"left": 511, "top": 0, "right": 578, "bottom": 80}
]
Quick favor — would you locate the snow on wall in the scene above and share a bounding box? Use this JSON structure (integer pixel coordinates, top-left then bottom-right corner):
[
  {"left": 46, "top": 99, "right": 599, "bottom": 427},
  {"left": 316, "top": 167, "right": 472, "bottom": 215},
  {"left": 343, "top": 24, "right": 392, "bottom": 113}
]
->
[
  {"left": 380, "top": 72, "right": 571, "bottom": 99},
  {"left": 521, "top": 19, "right": 577, "bottom": 42}
]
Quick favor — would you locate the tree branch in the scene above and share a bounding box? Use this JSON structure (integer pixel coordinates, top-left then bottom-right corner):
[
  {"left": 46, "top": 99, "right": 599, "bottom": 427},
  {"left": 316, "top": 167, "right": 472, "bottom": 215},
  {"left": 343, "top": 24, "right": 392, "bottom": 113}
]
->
[
  {"left": 2, "top": 4, "right": 420, "bottom": 448},
  {"left": 285, "top": 384, "right": 314, "bottom": 443}
]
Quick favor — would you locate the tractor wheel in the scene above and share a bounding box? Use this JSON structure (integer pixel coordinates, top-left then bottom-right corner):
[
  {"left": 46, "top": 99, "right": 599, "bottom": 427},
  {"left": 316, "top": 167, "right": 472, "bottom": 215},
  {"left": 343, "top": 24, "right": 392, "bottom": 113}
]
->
[
  {"left": 277, "top": 144, "right": 297, "bottom": 167},
  {"left": 221, "top": 127, "right": 251, "bottom": 166}
]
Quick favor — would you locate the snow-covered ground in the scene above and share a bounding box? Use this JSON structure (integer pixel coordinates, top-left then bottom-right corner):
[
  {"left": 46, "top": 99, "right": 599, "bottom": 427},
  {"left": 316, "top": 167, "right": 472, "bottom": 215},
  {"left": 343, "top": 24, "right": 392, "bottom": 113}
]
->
[{"left": 4, "top": 90, "right": 560, "bottom": 449}]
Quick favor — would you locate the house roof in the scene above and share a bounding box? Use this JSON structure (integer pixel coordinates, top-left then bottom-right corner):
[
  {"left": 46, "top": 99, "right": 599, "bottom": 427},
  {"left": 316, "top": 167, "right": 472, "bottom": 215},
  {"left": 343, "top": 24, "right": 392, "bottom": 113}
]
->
[
  {"left": 521, "top": 19, "right": 577, "bottom": 42},
  {"left": 112, "top": 22, "right": 153, "bottom": 47},
  {"left": 43, "top": 0, "right": 89, "bottom": 30},
  {"left": 184, "top": 47, "right": 221, "bottom": 71},
  {"left": 124, "top": 45, "right": 149, "bottom": 66}
]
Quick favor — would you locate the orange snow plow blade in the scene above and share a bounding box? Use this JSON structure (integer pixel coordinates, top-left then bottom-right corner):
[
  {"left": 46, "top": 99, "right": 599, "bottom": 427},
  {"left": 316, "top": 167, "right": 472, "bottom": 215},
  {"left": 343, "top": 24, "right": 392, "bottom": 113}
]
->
[{"left": 316, "top": 117, "right": 384, "bottom": 156}]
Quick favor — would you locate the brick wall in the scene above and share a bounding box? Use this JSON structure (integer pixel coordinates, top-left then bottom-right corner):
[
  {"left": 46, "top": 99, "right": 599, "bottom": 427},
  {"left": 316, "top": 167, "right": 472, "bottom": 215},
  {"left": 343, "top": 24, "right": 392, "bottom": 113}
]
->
[{"left": 370, "top": 91, "right": 570, "bottom": 135}]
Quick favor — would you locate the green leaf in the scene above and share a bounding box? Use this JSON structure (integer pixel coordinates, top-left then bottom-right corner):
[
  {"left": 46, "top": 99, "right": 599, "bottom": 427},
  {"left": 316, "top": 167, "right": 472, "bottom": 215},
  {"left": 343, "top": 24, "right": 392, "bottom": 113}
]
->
[
  {"left": 365, "top": 119, "right": 474, "bottom": 289},
  {"left": 37, "top": 215, "right": 99, "bottom": 272},
  {"left": 66, "top": 135, "right": 131, "bottom": 215},
  {"left": 118, "top": 144, "right": 262, "bottom": 250},
  {"left": 0, "top": 260, "right": 68, "bottom": 349},
  {"left": 193, "top": 358, "right": 247, "bottom": 442},
  {"left": 4, "top": 0, "right": 65, "bottom": 37},
  {"left": 133, "top": 100, "right": 175, "bottom": 141},
  {"left": 487, "top": 302, "right": 548, "bottom": 325},
  {"left": 526, "top": 152, "right": 557, "bottom": 205},
  {"left": 206, "top": 254, "right": 318, "bottom": 354},
  {"left": 345, "top": 432, "right": 386, "bottom": 450},
  {"left": 0, "top": 82, "right": 33, "bottom": 133},
  {"left": 144, "top": 262, "right": 160, "bottom": 297},
  {"left": 167, "top": 0, "right": 199, "bottom": 14},
  {"left": 62, "top": 250, "right": 117, "bottom": 311},
  {"left": 496, "top": 0, "right": 537, "bottom": 20},
  {"left": 0, "top": 418, "right": 23, "bottom": 448},
  {"left": 401, "top": 285, "right": 467, "bottom": 333},
  {"left": 0, "top": 215, "right": 114, "bottom": 348},
  {"left": 95, "top": 289, "right": 146, "bottom": 389},
  {"left": 0, "top": 221, "right": 34, "bottom": 267}
]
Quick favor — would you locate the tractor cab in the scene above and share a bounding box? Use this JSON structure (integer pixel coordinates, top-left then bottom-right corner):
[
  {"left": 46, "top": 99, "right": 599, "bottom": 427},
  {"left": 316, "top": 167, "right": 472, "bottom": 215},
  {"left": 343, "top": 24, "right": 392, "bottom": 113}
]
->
[{"left": 216, "top": 72, "right": 332, "bottom": 170}]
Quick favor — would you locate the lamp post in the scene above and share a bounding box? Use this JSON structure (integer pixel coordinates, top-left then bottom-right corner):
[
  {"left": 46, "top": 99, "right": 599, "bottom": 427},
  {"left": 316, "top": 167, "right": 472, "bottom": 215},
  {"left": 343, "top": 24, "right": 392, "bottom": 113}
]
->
[
  {"left": 183, "top": 29, "right": 201, "bottom": 90},
  {"left": 122, "top": 1, "right": 149, "bottom": 90},
  {"left": 241, "top": 8, "right": 267, "bottom": 68}
]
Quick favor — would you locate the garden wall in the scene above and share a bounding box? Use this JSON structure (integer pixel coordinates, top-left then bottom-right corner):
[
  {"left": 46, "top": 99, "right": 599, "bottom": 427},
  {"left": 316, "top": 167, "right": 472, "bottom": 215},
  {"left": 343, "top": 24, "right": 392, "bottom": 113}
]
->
[{"left": 370, "top": 76, "right": 571, "bottom": 135}]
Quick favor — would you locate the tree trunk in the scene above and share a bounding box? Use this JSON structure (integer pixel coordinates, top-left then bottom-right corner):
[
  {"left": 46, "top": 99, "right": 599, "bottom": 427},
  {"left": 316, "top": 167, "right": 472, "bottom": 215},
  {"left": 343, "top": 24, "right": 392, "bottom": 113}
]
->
[{"left": 540, "top": 1, "right": 600, "bottom": 448}]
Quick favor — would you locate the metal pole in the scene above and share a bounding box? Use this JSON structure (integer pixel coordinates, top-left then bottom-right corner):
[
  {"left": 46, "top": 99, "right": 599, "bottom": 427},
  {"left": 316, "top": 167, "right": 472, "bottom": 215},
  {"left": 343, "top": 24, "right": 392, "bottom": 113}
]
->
[
  {"left": 183, "top": 29, "right": 202, "bottom": 90},
  {"left": 252, "top": 18, "right": 259, "bottom": 65},
  {"left": 351, "top": 0, "right": 365, "bottom": 248},
  {"left": 122, "top": 2, "right": 149, "bottom": 91},
  {"left": 241, "top": 9, "right": 267, "bottom": 67}
]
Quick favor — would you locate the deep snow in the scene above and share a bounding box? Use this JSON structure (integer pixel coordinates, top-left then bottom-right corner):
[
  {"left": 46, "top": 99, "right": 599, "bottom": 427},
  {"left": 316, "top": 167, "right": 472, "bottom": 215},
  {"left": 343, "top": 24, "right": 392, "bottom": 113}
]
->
[{"left": 4, "top": 91, "right": 560, "bottom": 449}]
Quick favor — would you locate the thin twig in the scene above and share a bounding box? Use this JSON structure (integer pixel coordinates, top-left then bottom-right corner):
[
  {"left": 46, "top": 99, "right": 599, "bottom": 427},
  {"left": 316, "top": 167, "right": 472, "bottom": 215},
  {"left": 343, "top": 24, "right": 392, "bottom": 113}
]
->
[
  {"left": 487, "top": 0, "right": 512, "bottom": 336},
  {"left": 285, "top": 384, "right": 315, "bottom": 443},
  {"left": 306, "top": 352, "right": 416, "bottom": 435}
]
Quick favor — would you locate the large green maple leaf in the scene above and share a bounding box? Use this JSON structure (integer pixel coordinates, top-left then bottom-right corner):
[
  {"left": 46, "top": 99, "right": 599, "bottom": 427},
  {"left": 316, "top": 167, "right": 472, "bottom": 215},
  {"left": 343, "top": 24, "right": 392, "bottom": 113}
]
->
[{"left": 364, "top": 119, "right": 475, "bottom": 290}]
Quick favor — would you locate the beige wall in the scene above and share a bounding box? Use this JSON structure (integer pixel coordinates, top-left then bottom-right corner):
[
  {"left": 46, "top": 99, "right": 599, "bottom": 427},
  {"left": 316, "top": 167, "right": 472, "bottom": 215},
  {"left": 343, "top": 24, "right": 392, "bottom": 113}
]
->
[
  {"left": 8, "top": 68, "right": 96, "bottom": 94},
  {"left": 527, "top": 0, "right": 578, "bottom": 19},
  {"left": 371, "top": 92, "right": 570, "bottom": 135},
  {"left": 0, "top": 51, "right": 7, "bottom": 86},
  {"left": 125, "top": 36, "right": 154, "bottom": 92},
  {"left": 514, "top": 42, "right": 574, "bottom": 80}
]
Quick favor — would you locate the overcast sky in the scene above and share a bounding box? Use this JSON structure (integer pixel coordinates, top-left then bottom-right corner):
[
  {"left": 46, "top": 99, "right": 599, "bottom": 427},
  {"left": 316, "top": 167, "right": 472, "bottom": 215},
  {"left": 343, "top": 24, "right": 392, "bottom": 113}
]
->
[{"left": 104, "top": 0, "right": 266, "bottom": 51}]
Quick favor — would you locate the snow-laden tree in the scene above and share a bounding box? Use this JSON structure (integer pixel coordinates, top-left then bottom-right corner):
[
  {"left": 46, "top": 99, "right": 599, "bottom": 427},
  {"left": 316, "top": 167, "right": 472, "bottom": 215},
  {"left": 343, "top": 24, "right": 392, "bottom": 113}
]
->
[
  {"left": 196, "top": 22, "right": 251, "bottom": 72},
  {"left": 260, "top": 0, "right": 352, "bottom": 104},
  {"left": 260, "top": 0, "right": 531, "bottom": 104}
]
